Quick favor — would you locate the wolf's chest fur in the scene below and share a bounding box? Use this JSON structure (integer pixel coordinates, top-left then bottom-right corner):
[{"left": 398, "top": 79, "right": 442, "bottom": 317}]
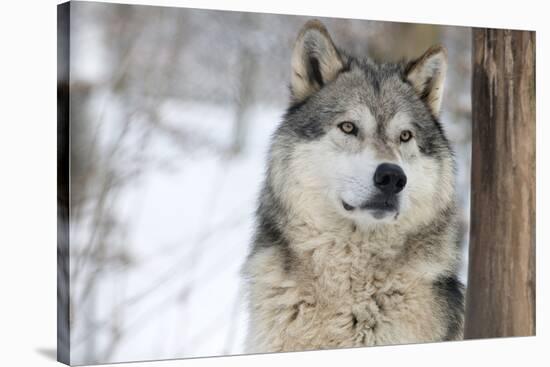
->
[{"left": 244, "top": 231, "right": 449, "bottom": 353}]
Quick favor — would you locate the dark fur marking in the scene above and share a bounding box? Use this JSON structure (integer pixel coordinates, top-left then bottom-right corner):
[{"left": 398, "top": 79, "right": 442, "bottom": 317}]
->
[
  {"left": 307, "top": 56, "right": 325, "bottom": 87},
  {"left": 352, "top": 315, "right": 358, "bottom": 328},
  {"left": 433, "top": 276, "right": 465, "bottom": 340},
  {"left": 368, "top": 69, "right": 381, "bottom": 94},
  {"left": 285, "top": 95, "right": 310, "bottom": 117},
  {"left": 418, "top": 76, "right": 434, "bottom": 102},
  {"left": 403, "top": 58, "right": 418, "bottom": 76},
  {"left": 289, "top": 302, "right": 302, "bottom": 322},
  {"left": 251, "top": 181, "right": 296, "bottom": 273},
  {"left": 411, "top": 114, "right": 452, "bottom": 159}
]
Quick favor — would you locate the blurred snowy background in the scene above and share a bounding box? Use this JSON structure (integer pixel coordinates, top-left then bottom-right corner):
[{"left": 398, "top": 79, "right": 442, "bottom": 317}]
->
[{"left": 62, "top": 2, "right": 471, "bottom": 364}]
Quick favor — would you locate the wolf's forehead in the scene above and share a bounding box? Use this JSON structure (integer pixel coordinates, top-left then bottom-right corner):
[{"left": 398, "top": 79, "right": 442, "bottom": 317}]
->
[{"left": 337, "top": 66, "right": 407, "bottom": 124}]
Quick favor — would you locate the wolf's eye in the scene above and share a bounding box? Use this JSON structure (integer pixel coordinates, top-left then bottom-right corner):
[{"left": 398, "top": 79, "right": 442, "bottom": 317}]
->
[
  {"left": 338, "top": 122, "right": 358, "bottom": 136},
  {"left": 400, "top": 130, "right": 413, "bottom": 143}
]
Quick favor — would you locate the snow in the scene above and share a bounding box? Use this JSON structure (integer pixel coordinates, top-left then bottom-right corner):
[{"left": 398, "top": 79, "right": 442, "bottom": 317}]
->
[{"left": 70, "top": 98, "right": 281, "bottom": 364}]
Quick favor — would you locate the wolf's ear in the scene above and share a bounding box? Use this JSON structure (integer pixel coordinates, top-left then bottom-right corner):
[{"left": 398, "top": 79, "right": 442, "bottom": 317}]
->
[
  {"left": 290, "top": 20, "right": 344, "bottom": 103},
  {"left": 405, "top": 45, "right": 448, "bottom": 117}
]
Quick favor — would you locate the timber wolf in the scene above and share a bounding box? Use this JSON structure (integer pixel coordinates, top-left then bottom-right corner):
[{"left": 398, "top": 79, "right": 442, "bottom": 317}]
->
[{"left": 243, "top": 19, "right": 464, "bottom": 353}]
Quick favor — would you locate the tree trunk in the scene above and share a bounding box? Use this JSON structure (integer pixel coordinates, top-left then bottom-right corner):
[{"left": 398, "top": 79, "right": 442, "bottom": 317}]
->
[{"left": 465, "top": 28, "right": 536, "bottom": 338}]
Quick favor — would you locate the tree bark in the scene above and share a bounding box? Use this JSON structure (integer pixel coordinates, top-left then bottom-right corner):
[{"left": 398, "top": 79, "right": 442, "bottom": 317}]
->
[{"left": 465, "top": 28, "right": 536, "bottom": 338}]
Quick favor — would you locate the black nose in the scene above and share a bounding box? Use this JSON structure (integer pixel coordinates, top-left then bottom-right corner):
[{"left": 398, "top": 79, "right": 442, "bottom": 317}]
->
[{"left": 374, "top": 163, "right": 407, "bottom": 194}]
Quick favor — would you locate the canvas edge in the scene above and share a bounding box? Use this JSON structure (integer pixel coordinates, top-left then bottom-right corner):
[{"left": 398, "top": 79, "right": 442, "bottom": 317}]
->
[{"left": 57, "top": 1, "right": 71, "bottom": 365}]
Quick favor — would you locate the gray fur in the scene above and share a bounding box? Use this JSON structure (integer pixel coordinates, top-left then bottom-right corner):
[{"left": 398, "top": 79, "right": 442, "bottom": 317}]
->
[{"left": 243, "top": 20, "right": 464, "bottom": 353}]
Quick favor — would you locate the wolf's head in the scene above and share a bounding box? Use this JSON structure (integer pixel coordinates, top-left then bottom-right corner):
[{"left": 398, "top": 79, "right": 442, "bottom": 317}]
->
[{"left": 267, "top": 20, "right": 455, "bottom": 233}]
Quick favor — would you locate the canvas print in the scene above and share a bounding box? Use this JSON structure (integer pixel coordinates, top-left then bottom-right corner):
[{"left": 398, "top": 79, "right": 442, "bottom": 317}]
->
[{"left": 58, "top": 1, "right": 535, "bottom": 365}]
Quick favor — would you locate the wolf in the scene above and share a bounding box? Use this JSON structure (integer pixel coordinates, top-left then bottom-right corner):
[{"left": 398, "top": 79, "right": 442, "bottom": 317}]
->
[{"left": 243, "top": 20, "right": 464, "bottom": 354}]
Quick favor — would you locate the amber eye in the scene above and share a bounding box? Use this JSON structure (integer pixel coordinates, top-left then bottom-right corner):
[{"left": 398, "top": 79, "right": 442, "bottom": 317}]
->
[
  {"left": 338, "top": 121, "right": 358, "bottom": 136},
  {"left": 400, "top": 130, "right": 413, "bottom": 143}
]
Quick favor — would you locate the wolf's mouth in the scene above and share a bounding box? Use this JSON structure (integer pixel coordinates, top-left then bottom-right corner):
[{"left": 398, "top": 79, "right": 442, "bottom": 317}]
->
[
  {"left": 342, "top": 200, "right": 355, "bottom": 211},
  {"left": 341, "top": 195, "right": 399, "bottom": 213},
  {"left": 360, "top": 200, "right": 398, "bottom": 212}
]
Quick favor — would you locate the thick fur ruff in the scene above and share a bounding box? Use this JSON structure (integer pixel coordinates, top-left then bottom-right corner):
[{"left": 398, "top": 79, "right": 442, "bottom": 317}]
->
[{"left": 243, "top": 208, "right": 463, "bottom": 353}]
